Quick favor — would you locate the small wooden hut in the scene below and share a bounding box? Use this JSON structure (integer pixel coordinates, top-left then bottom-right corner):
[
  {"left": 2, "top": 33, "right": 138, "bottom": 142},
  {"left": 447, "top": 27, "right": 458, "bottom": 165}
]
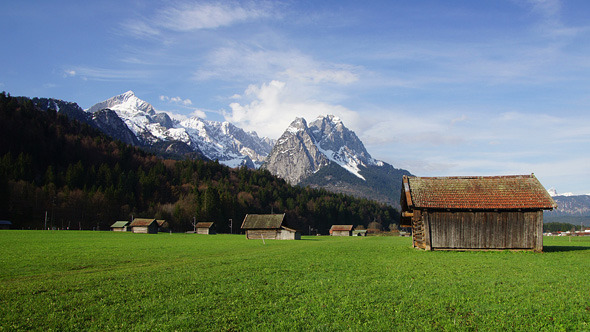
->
[
  {"left": 330, "top": 225, "right": 353, "bottom": 236},
  {"left": 110, "top": 221, "right": 130, "bottom": 232},
  {"left": 157, "top": 219, "right": 169, "bottom": 232},
  {"left": 241, "top": 214, "right": 300, "bottom": 240},
  {"left": 352, "top": 229, "right": 367, "bottom": 236},
  {"left": 0, "top": 220, "right": 12, "bottom": 230},
  {"left": 400, "top": 174, "right": 557, "bottom": 252},
  {"left": 195, "top": 222, "right": 216, "bottom": 235},
  {"left": 129, "top": 218, "right": 159, "bottom": 234}
]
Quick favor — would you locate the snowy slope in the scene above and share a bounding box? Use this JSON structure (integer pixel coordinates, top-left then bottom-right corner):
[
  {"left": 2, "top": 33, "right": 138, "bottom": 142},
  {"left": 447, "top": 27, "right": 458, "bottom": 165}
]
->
[{"left": 85, "top": 91, "right": 273, "bottom": 168}]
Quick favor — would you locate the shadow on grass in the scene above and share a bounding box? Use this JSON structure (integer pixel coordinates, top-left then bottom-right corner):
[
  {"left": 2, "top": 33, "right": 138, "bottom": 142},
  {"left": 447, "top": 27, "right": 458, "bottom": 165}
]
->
[
  {"left": 543, "top": 246, "right": 590, "bottom": 253},
  {"left": 299, "top": 238, "right": 321, "bottom": 241}
]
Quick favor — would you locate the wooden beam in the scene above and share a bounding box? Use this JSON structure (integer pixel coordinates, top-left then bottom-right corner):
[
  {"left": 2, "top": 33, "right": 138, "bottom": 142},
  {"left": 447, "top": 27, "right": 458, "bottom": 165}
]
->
[
  {"left": 402, "top": 211, "right": 414, "bottom": 218},
  {"left": 402, "top": 175, "right": 413, "bottom": 207}
]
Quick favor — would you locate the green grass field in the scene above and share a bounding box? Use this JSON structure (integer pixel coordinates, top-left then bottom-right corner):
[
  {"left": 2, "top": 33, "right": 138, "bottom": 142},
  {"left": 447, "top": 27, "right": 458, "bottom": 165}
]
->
[{"left": 0, "top": 231, "right": 588, "bottom": 331}]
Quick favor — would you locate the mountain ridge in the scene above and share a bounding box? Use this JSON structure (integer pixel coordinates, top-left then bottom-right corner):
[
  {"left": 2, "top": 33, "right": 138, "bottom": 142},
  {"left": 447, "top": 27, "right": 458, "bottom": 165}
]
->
[{"left": 83, "top": 91, "right": 274, "bottom": 167}]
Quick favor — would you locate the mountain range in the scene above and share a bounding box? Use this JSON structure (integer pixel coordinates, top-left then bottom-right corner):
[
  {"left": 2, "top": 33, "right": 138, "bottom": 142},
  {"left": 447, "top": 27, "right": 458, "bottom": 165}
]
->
[
  {"left": 24, "top": 91, "right": 590, "bottom": 217},
  {"left": 34, "top": 91, "right": 273, "bottom": 168},
  {"left": 31, "top": 91, "right": 410, "bottom": 207},
  {"left": 539, "top": 188, "right": 590, "bottom": 226}
]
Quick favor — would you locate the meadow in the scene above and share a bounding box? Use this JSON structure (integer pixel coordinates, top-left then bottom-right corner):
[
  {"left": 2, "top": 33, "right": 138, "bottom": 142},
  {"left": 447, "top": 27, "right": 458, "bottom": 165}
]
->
[{"left": 0, "top": 231, "right": 588, "bottom": 331}]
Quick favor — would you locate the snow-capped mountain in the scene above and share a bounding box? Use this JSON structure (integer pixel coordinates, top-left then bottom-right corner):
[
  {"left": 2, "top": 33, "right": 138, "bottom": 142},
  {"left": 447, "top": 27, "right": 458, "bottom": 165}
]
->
[
  {"left": 85, "top": 91, "right": 273, "bottom": 168},
  {"left": 547, "top": 187, "right": 577, "bottom": 197},
  {"left": 263, "top": 115, "right": 411, "bottom": 207},
  {"left": 310, "top": 115, "right": 381, "bottom": 180},
  {"left": 179, "top": 117, "right": 273, "bottom": 168}
]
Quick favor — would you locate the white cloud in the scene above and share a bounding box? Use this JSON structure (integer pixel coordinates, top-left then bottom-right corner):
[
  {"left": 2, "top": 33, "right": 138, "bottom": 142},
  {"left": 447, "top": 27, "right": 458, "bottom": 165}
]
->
[
  {"left": 63, "top": 69, "right": 76, "bottom": 77},
  {"left": 161, "top": 108, "right": 207, "bottom": 121},
  {"left": 160, "top": 95, "right": 193, "bottom": 106},
  {"left": 223, "top": 80, "right": 359, "bottom": 139}
]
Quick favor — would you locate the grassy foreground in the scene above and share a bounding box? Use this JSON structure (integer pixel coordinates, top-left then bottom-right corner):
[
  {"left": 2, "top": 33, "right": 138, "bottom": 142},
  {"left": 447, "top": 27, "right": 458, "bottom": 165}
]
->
[{"left": 0, "top": 231, "right": 588, "bottom": 331}]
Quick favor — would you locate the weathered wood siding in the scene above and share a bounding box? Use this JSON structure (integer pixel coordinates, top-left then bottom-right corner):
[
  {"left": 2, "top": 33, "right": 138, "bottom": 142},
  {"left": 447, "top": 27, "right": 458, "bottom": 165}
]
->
[
  {"left": 196, "top": 228, "right": 209, "bottom": 235},
  {"left": 246, "top": 229, "right": 278, "bottom": 240},
  {"left": 277, "top": 229, "right": 299, "bottom": 240},
  {"left": 331, "top": 230, "right": 350, "bottom": 236},
  {"left": 426, "top": 211, "right": 542, "bottom": 250},
  {"left": 132, "top": 226, "right": 149, "bottom": 234},
  {"left": 131, "top": 224, "right": 158, "bottom": 234},
  {"left": 112, "top": 227, "right": 127, "bottom": 232}
]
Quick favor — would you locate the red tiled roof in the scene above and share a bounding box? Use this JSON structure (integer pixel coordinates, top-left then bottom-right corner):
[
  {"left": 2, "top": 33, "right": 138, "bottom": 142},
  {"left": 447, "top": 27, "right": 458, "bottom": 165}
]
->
[
  {"left": 405, "top": 174, "right": 557, "bottom": 210},
  {"left": 330, "top": 225, "right": 354, "bottom": 231}
]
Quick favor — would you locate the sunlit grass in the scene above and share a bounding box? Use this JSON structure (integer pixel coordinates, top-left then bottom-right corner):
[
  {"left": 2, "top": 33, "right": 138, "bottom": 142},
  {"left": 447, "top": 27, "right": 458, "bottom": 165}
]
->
[{"left": 0, "top": 231, "right": 588, "bottom": 330}]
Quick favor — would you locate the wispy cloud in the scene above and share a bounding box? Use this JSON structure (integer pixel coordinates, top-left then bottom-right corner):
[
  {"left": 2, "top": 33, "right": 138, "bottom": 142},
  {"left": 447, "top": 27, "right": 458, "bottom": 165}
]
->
[
  {"left": 64, "top": 66, "right": 151, "bottom": 81},
  {"left": 193, "top": 43, "right": 361, "bottom": 86},
  {"left": 123, "top": 1, "right": 278, "bottom": 38},
  {"left": 156, "top": 2, "right": 276, "bottom": 31},
  {"left": 522, "top": 0, "right": 580, "bottom": 38},
  {"left": 120, "top": 19, "right": 161, "bottom": 39}
]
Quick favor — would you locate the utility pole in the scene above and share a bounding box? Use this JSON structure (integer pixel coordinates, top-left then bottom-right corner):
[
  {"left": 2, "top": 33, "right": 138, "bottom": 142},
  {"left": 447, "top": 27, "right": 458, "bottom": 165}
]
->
[{"left": 229, "top": 219, "right": 233, "bottom": 234}]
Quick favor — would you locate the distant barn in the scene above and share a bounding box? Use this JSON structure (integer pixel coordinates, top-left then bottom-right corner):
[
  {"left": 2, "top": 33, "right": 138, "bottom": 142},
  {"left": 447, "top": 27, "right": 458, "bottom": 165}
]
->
[
  {"left": 129, "top": 218, "right": 159, "bottom": 234},
  {"left": 330, "top": 225, "right": 353, "bottom": 236},
  {"left": 195, "top": 222, "right": 216, "bottom": 235},
  {"left": 401, "top": 174, "right": 557, "bottom": 252},
  {"left": 157, "top": 219, "right": 169, "bottom": 232},
  {"left": 241, "top": 214, "right": 301, "bottom": 240},
  {"left": 352, "top": 229, "right": 367, "bottom": 236},
  {"left": 110, "top": 221, "right": 130, "bottom": 232},
  {"left": 0, "top": 220, "right": 12, "bottom": 230}
]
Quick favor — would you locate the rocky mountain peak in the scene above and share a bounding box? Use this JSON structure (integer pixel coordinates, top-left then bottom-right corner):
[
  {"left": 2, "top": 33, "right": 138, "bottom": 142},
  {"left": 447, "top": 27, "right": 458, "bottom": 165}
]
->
[
  {"left": 263, "top": 117, "right": 330, "bottom": 184},
  {"left": 309, "top": 114, "right": 375, "bottom": 170},
  {"left": 263, "top": 114, "right": 412, "bottom": 207},
  {"left": 286, "top": 117, "right": 309, "bottom": 135}
]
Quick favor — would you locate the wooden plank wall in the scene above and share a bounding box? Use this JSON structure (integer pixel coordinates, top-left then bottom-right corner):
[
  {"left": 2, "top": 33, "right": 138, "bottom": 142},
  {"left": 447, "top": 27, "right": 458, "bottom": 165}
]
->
[
  {"left": 246, "top": 230, "right": 278, "bottom": 240},
  {"left": 332, "top": 231, "right": 350, "bottom": 236},
  {"left": 428, "top": 211, "right": 539, "bottom": 249},
  {"left": 196, "top": 228, "right": 209, "bottom": 235}
]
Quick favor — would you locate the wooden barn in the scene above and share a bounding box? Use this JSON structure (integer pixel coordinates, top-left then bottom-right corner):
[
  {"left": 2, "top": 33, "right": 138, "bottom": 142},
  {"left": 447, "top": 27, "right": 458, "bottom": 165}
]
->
[
  {"left": 110, "top": 221, "right": 130, "bottom": 232},
  {"left": 330, "top": 225, "right": 353, "bottom": 236},
  {"left": 400, "top": 174, "right": 557, "bottom": 252},
  {"left": 195, "top": 222, "right": 216, "bottom": 235},
  {"left": 129, "top": 218, "right": 159, "bottom": 234},
  {"left": 241, "top": 214, "right": 301, "bottom": 240}
]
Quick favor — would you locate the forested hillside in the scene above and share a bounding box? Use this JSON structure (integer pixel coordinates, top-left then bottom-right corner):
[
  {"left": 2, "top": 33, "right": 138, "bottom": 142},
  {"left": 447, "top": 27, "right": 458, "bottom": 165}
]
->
[{"left": 0, "top": 92, "right": 398, "bottom": 233}]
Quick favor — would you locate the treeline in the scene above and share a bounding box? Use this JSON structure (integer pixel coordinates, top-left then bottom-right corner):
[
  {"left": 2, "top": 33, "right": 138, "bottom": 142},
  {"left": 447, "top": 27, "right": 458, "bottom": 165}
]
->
[
  {"left": 0, "top": 92, "right": 399, "bottom": 233},
  {"left": 543, "top": 222, "right": 584, "bottom": 233}
]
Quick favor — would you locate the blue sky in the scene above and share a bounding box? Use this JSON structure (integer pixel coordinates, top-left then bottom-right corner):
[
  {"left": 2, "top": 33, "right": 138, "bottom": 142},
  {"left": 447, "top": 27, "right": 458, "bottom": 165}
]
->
[{"left": 2, "top": 0, "right": 590, "bottom": 194}]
